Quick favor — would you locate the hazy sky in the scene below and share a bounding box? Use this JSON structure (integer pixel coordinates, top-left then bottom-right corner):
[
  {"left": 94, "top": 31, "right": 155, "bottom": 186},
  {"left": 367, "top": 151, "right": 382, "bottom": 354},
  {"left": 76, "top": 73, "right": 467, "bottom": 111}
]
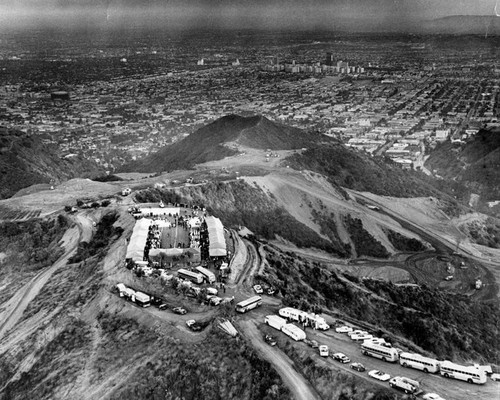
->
[{"left": 1, "top": 0, "right": 499, "bottom": 30}]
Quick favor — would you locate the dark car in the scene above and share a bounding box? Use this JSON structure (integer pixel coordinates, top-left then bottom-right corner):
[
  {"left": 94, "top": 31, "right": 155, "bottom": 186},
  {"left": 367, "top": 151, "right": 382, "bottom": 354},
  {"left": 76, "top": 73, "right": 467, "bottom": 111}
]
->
[
  {"left": 350, "top": 362, "right": 366, "bottom": 372},
  {"left": 264, "top": 334, "right": 277, "bottom": 346},
  {"left": 150, "top": 296, "right": 163, "bottom": 306},
  {"left": 172, "top": 307, "right": 187, "bottom": 315},
  {"left": 158, "top": 303, "right": 169, "bottom": 311}
]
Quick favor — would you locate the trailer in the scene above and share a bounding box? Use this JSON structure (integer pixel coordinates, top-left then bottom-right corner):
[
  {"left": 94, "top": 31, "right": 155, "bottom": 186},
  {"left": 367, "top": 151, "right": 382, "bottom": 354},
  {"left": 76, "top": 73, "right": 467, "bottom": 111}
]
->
[
  {"left": 279, "top": 307, "right": 304, "bottom": 322},
  {"left": 281, "top": 323, "right": 306, "bottom": 341},
  {"left": 265, "top": 315, "right": 287, "bottom": 330},
  {"left": 279, "top": 307, "right": 330, "bottom": 330},
  {"left": 133, "top": 291, "right": 151, "bottom": 307},
  {"left": 195, "top": 266, "right": 216, "bottom": 284}
]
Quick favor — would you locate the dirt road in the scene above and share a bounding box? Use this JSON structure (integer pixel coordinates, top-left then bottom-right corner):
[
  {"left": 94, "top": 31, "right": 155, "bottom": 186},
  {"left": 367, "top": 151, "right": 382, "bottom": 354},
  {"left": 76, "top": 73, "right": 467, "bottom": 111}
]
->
[
  {"left": 239, "top": 320, "right": 321, "bottom": 400},
  {"left": 0, "top": 213, "right": 93, "bottom": 341}
]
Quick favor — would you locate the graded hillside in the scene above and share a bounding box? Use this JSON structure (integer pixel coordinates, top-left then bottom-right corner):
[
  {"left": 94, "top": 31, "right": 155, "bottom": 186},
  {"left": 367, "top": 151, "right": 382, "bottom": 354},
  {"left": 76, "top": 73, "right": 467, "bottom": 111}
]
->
[
  {"left": 286, "top": 143, "right": 466, "bottom": 217},
  {"left": 0, "top": 129, "right": 103, "bottom": 200},
  {"left": 135, "top": 172, "right": 430, "bottom": 260},
  {"left": 425, "top": 128, "right": 500, "bottom": 214},
  {"left": 120, "top": 114, "right": 334, "bottom": 173}
]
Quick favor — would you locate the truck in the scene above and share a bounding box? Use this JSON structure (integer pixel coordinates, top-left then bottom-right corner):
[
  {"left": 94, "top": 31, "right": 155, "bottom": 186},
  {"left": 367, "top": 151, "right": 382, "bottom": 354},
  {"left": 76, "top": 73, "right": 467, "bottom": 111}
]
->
[
  {"left": 195, "top": 266, "right": 216, "bottom": 284},
  {"left": 265, "top": 315, "right": 287, "bottom": 331},
  {"left": 389, "top": 377, "right": 419, "bottom": 394}
]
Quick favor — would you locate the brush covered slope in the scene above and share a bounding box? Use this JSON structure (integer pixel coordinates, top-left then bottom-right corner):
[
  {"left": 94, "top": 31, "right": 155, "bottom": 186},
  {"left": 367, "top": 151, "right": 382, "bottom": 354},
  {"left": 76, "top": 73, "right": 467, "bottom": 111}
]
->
[
  {"left": 120, "top": 114, "right": 334, "bottom": 173},
  {"left": 425, "top": 128, "right": 500, "bottom": 214},
  {"left": 0, "top": 128, "right": 103, "bottom": 199},
  {"left": 135, "top": 179, "right": 429, "bottom": 259},
  {"left": 261, "top": 245, "right": 499, "bottom": 363},
  {"left": 286, "top": 142, "right": 465, "bottom": 216}
]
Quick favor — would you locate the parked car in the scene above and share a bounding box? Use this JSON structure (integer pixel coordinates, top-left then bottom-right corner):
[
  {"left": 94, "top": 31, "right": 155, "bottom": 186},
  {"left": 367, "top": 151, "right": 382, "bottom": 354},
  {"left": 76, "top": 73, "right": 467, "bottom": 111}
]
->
[
  {"left": 253, "top": 284, "right": 263, "bottom": 294},
  {"left": 490, "top": 373, "right": 500, "bottom": 381},
  {"left": 350, "top": 333, "right": 373, "bottom": 342},
  {"left": 264, "top": 334, "right": 277, "bottom": 346},
  {"left": 172, "top": 306, "right": 187, "bottom": 315},
  {"left": 310, "top": 340, "right": 319, "bottom": 349},
  {"left": 350, "top": 362, "right": 366, "bottom": 372},
  {"left": 319, "top": 345, "right": 329, "bottom": 357},
  {"left": 335, "top": 326, "right": 353, "bottom": 333},
  {"left": 186, "top": 320, "right": 202, "bottom": 331},
  {"left": 422, "top": 393, "right": 446, "bottom": 400},
  {"left": 158, "top": 303, "right": 169, "bottom": 311},
  {"left": 332, "top": 353, "right": 351, "bottom": 363},
  {"left": 368, "top": 370, "right": 391, "bottom": 381},
  {"left": 347, "top": 329, "right": 367, "bottom": 337}
]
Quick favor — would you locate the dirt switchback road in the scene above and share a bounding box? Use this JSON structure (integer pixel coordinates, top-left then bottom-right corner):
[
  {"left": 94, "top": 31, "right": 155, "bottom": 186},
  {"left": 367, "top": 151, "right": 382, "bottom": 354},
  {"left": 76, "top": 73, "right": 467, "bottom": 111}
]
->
[
  {"left": 239, "top": 320, "right": 320, "bottom": 400},
  {"left": 0, "top": 214, "right": 93, "bottom": 341}
]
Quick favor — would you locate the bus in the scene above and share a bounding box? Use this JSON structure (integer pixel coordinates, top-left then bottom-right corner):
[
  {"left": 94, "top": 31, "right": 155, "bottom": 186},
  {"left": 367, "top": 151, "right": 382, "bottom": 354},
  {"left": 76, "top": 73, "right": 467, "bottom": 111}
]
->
[
  {"left": 235, "top": 296, "right": 262, "bottom": 313},
  {"left": 361, "top": 341, "right": 399, "bottom": 362},
  {"left": 195, "top": 266, "right": 216, "bottom": 284},
  {"left": 439, "top": 361, "right": 487, "bottom": 384},
  {"left": 177, "top": 268, "right": 204, "bottom": 284},
  {"left": 399, "top": 352, "right": 440, "bottom": 373}
]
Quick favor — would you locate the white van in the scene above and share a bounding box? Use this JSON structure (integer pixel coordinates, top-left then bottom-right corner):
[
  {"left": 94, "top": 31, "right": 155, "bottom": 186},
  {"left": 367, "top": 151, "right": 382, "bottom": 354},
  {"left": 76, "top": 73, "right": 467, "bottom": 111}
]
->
[{"left": 319, "top": 345, "right": 329, "bottom": 357}]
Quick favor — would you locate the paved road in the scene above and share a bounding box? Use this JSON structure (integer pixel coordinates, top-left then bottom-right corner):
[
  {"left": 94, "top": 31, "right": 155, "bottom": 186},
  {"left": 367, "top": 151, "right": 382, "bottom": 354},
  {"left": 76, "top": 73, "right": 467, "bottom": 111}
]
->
[{"left": 239, "top": 320, "right": 321, "bottom": 400}]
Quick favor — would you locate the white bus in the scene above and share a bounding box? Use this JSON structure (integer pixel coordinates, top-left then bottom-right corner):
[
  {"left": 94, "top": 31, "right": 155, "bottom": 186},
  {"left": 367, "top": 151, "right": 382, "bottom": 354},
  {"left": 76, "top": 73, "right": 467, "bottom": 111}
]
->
[
  {"left": 399, "top": 352, "right": 440, "bottom": 373},
  {"left": 177, "top": 268, "right": 204, "bottom": 284},
  {"left": 235, "top": 296, "right": 262, "bottom": 313},
  {"left": 195, "top": 266, "right": 216, "bottom": 284},
  {"left": 439, "top": 361, "right": 487, "bottom": 384},
  {"left": 361, "top": 341, "right": 399, "bottom": 362}
]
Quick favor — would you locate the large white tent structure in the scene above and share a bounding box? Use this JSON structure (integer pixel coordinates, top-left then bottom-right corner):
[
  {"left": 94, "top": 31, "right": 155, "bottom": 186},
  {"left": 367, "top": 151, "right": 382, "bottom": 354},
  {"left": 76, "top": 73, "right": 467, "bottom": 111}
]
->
[
  {"left": 126, "top": 218, "right": 151, "bottom": 262},
  {"left": 205, "top": 216, "right": 227, "bottom": 257}
]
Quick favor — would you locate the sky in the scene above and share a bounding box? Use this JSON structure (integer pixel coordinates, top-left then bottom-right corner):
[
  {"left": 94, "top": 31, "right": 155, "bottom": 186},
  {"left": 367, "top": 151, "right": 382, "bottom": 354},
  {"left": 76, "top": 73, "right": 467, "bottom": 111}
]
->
[{"left": 0, "top": 0, "right": 499, "bottom": 30}]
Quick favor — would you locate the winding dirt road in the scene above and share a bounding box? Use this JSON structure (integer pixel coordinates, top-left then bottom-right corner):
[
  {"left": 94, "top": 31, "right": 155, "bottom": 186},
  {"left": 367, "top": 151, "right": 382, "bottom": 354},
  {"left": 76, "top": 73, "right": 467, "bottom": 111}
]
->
[
  {"left": 0, "top": 214, "right": 93, "bottom": 341},
  {"left": 239, "top": 320, "right": 320, "bottom": 400}
]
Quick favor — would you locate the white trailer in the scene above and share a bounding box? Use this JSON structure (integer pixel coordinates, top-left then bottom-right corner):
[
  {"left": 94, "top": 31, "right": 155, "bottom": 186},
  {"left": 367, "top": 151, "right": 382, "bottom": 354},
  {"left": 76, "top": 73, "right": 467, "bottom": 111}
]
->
[
  {"left": 279, "top": 307, "right": 305, "bottom": 322},
  {"left": 281, "top": 323, "right": 306, "bottom": 341},
  {"left": 279, "top": 307, "right": 329, "bottom": 330},
  {"left": 195, "top": 266, "right": 216, "bottom": 284},
  {"left": 133, "top": 291, "right": 151, "bottom": 307},
  {"left": 265, "top": 315, "right": 287, "bottom": 330}
]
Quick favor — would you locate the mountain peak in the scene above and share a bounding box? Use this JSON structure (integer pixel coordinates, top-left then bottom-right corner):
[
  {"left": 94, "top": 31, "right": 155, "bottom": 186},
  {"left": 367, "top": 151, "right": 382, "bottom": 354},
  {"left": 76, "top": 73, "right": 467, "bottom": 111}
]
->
[{"left": 120, "top": 114, "right": 334, "bottom": 173}]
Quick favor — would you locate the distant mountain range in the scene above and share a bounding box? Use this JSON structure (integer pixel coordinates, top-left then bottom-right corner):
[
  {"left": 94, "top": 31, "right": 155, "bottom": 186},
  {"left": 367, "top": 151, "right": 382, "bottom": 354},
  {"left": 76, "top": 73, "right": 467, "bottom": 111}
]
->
[
  {"left": 0, "top": 129, "right": 103, "bottom": 199},
  {"left": 120, "top": 114, "right": 334, "bottom": 173},
  {"left": 421, "top": 16, "right": 500, "bottom": 35}
]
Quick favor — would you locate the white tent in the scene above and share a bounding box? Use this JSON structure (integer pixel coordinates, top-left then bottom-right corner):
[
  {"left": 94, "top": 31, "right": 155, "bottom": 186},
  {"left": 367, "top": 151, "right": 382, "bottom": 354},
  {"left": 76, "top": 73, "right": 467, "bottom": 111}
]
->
[
  {"left": 205, "top": 216, "right": 227, "bottom": 257},
  {"left": 126, "top": 218, "right": 151, "bottom": 262}
]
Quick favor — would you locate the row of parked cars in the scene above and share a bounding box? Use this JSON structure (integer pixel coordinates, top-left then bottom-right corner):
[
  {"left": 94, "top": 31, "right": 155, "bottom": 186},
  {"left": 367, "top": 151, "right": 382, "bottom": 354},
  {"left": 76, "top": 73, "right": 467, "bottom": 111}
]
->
[{"left": 309, "top": 324, "right": 446, "bottom": 400}]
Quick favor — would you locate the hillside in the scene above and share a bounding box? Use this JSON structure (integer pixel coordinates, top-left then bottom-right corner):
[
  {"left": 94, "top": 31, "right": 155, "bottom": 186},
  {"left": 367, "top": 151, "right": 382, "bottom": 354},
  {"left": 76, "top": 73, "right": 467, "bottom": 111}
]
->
[
  {"left": 285, "top": 143, "right": 465, "bottom": 216},
  {"left": 425, "top": 129, "right": 500, "bottom": 213},
  {"left": 0, "top": 129, "right": 103, "bottom": 200},
  {"left": 121, "top": 114, "right": 333, "bottom": 173}
]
